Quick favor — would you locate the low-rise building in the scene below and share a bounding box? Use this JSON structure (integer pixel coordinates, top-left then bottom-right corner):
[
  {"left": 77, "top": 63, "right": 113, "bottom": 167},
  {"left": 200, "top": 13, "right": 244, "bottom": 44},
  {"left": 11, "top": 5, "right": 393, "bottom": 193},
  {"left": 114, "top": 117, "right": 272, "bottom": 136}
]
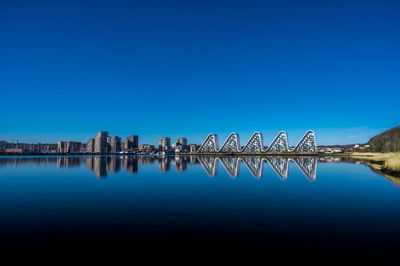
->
[
  {"left": 5, "top": 148, "right": 23, "bottom": 153},
  {"left": 139, "top": 144, "right": 155, "bottom": 150},
  {"left": 189, "top": 144, "right": 201, "bottom": 153},
  {"left": 57, "top": 141, "right": 81, "bottom": 153},
  {"left": 139, "top": 144, "right": 156, "bottom": 154}
]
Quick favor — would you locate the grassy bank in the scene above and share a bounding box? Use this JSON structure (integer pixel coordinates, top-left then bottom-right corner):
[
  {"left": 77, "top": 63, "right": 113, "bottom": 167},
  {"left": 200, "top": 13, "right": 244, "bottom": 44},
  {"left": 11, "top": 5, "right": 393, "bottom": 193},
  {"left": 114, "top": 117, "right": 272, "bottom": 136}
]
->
[{"left": 350, "top": 152, "right": 400, "bottom": 173}]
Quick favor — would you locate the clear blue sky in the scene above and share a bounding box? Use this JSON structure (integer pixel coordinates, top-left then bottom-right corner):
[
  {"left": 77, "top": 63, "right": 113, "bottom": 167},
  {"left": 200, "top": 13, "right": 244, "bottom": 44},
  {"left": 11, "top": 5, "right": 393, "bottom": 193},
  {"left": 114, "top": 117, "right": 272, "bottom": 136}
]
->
[{"left": 1, "top": 0, "right": 399, "bottom": 145}]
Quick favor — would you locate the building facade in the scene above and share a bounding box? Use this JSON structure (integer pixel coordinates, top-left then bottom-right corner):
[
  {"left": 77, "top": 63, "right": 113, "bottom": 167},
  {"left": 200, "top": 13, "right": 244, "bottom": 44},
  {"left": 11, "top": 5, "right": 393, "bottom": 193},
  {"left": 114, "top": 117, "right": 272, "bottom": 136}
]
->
[
  {"left": 197, "top": 130, "right": 317, "bottom": 153},
  {"left": 57, "top": 141, "right": 81, "bottom": 153},
  {"left": 86, "top": 139, "right": 95, "bottom": 153},
  {"left": 176, "top": 138, "right": 187, "bottom": 146},
  {"left": 159, "top": 137, "right": 171, "bottom": 151},
  {"left": 122, "top": 135, "right": 139, "bottom": 152},
  {"left": 108, "top": 136, "right": 121, "bottom": 154},
  {"left": 189, "top": 144, "right": 201, "bottom": 153},
  {"left": 0, "top": 141, "right": 57, "bottom": 153},
  {"left": 126, "top": 135, "right": 139, "bottom": 148},
  {"left": 94, "top": 131, "right": 108, "bottom": 153},
  {"left": 174, "top": 137, "right": 188, "bottom": 153}
]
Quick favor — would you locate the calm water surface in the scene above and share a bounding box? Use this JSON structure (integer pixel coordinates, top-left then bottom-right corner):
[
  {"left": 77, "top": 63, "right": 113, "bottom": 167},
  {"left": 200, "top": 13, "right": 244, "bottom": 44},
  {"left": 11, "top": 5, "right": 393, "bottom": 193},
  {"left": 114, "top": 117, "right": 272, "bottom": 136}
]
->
[{"left": 0, "top": 155, "right": 399, "bottom": 264}]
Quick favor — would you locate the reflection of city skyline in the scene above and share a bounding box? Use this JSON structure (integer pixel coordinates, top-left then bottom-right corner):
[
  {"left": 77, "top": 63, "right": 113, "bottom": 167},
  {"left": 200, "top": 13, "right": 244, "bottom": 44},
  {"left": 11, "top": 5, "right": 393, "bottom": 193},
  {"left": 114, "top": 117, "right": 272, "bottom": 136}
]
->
[
  {"left": 197, "top": 156, "right": 317, "bottom": 180},
  {"left": 86, "top": 156, "right": 138, "bottom": 178},
  {"left": 0, "top": 156, "right": 317, "bottom": 180}
]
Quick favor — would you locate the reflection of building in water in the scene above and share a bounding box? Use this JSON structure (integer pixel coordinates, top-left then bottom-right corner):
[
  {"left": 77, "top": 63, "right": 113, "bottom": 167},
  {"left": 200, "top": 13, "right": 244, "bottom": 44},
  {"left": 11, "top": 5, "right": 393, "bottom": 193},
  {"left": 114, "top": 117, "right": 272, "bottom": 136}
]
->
[
  {"left": 189, "top": 156, "right": 199, "bottom": 165},
  {"left": 86, "top": 156, "right": 137, "bottom": 176},
  {"left": 139, "top": 156, "right": 157, "bottom": 165},
  {"left": 197, "top": 156, "right": 218, "bottom": 177},
  {"left": 219, "top": 157, "right": 241, "bottom": 177},
  {"left": 107, "top": 156, "right": 121, "bottom": 173},
  {"left": 293, "top": 157, "right": 317, "bottom": 181},
  {"left": 2, "top": 155, "right": 318, "bottom": 180},
  {"left": 57, "top": 157, "right": 83, "bottom": 168},
  {"left": 0, "top": 157, "right": 59, "bottom": 168},
  {"left": 158, "top": 157, "right": 171, "bottom": 172},
  {"left": 0, "top": 158, "right": 7, "bottom": 167},
  {"left": 86, "top": 156, "right": 94, "bottom": 172},
  {"left": 122, "top": 157, "right": 138, "bottom": 174},
  {"left": 174, "top": 156, "right": 188, "bottom": 171},
  {"left": 93, "top": 156, "right": 107, "bottom": 178},
  {"left": 242, "top": 157, "right": 263, "bottom": 178},
  {"left": 197, "top": 156, "right": 317, "bottom": 180},
  {"left": 267, "top": 157, "right": 289, "bottom": 179}
]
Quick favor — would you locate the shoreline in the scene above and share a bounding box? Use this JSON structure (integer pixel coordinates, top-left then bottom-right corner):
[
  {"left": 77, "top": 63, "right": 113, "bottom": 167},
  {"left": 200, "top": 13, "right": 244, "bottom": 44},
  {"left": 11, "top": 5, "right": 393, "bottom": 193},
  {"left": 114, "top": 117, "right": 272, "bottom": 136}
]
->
[
  {"left": 0, "top": 152, "right": 321, "bottom": 157},
  {"left": 341, "top": 152, "right": 400, "bottom": 182},
  {"left": 1, "top": 152, "right": 399, "bottom": 181}
]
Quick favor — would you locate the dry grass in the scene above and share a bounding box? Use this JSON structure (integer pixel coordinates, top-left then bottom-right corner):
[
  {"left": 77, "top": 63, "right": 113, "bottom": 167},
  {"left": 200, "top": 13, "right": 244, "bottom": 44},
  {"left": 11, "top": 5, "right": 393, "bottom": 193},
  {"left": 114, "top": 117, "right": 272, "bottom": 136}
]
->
[{"left": 351, "top": 152, "right": 400, "bottom": 172}]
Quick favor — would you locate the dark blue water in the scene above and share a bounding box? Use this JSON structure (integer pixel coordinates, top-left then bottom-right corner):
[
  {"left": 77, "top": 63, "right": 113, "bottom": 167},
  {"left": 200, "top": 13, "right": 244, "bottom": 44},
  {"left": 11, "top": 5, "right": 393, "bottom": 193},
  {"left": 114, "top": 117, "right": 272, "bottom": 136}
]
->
[{"left": 0, "top": 156, "right": 399, "bottom": 264}]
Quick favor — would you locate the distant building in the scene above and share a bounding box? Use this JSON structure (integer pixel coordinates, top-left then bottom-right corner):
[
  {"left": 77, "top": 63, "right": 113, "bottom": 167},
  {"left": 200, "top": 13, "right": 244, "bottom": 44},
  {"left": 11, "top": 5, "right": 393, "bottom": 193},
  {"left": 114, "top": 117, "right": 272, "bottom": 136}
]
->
[
  {"left": 159, "top": 137, "right": 171, "bottom": 151},
  {"left": 95, "top": 131, "right": 108, "bottom": 153},
  {"left": 67, "top": 142, "right": 81, "bottom": 153},
  {"left": 175, "top": 137, "right": 188, "bottom": 153},
  {"left": 108, "top": 136, "right": 121, "bottom": 154},
  {"left": 79, "top": 143, "right": 86, "bottom": 153},
  {"left": 139, "top": 144, "right": 154, "bottom": 150},
  {"left": 57, "top": 142, "right": 64, "bottom": 153},
  {"left": 176, "top": 138, "right": 187, "bottom": 146},
  {"left": 122, "top": 135, "right": 139, "bottom": 152},
  {"left": 86, "top": 139, "right": 95, "bottom": 153},
  {"left": 317, "top": 146, "right": 343, "bottom": 154},
  {"left": 174, "top": 145, "right": 184, "bottom": 153},
  {"left": 360, "top": 144, "right": 370, "bottom": 150},
  {"left": 5, "top": 148, "right": 23, "bottom": 153},
  {"left": 139, "top": 144, "right": 156, "bottom": 154},
  {"left": 126, "top": 135, "right": 139, "bottom": 148},
  {"left": 57, "top": 141, "right": 81, "bottom": 153},
  {"left": 0, "top": 141, "right": 7, "bottom": 152},
  {"left": 189, "top": 144, "right": 201, "bottom": 153},
  {"left": 1, "top": 141, "right": 57, "bottom": 153}
]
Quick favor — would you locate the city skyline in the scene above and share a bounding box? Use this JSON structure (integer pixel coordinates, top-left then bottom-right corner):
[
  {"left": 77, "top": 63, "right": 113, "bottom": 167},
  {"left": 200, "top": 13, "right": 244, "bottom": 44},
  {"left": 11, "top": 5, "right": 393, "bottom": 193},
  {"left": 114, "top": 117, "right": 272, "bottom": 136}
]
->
[
  {"left": 0, "top": 127, "right": 391, "bottom": 146},
  {"left": 2, "top": 1, "right": 399, "bottom": 145},
  {"left": 1, "top": 128, "right": 373, "bottom": 155}
]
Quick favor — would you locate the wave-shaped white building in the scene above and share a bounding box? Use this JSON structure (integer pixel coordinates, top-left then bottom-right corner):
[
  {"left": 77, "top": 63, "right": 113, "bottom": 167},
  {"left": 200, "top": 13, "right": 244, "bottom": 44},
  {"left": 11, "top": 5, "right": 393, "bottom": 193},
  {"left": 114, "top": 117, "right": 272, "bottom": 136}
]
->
[{"left": 197, "top": 130, "right": 316, "bottom": 153}]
